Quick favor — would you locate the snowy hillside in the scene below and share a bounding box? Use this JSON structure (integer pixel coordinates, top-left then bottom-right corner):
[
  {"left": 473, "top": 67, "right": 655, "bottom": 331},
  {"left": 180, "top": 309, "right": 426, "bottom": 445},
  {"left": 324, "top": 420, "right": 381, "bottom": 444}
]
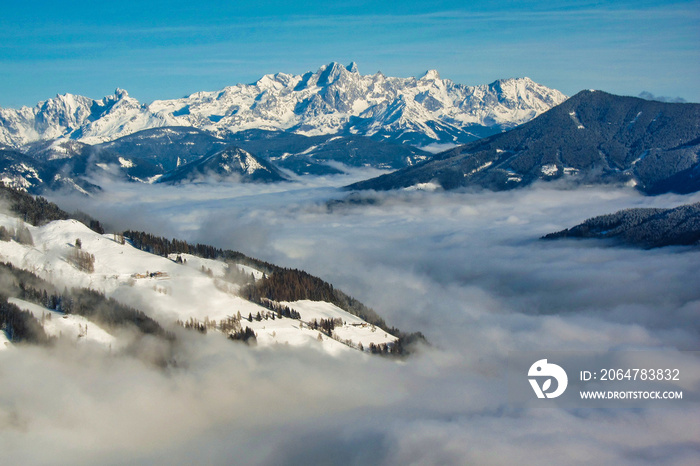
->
[
  {"left": 0, "top": 63, "right": 566, "bottom": 148},
  {"left": 9, "top": 298, "right": 118, "bottom": 349},
  {"left": 0, "top": 214, "right": 396, "bottom": 354}
]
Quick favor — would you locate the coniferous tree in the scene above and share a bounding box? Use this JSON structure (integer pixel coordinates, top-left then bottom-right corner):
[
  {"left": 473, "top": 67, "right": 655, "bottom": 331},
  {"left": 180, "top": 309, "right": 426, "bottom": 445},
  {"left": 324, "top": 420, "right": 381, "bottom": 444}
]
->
[
  {"left": 14, "top": 221, "right": 33, "bottom": 246},
  {"left": 229, "top": 326, "right": 256, "bottom": 344}
]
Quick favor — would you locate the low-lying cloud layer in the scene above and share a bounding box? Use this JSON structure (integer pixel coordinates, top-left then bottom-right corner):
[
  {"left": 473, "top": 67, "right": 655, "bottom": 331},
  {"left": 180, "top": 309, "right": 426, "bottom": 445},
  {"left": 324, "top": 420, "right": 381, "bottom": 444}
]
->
[{"left": 4, "top": 173, "right": 700, "bottom": 464}]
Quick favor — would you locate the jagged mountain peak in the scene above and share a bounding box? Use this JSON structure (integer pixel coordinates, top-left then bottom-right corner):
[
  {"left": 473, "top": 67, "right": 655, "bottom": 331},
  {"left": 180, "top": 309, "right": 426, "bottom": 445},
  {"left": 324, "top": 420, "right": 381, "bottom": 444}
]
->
[
  {"left": 491, "top": 76, "right": 535, "bottom": 85},
  {"left": 0, "top": 63, "right": 567, "bottom": 149},
  {"left": 255, "top": 72, "right": 297, "bottom": 90},
  {"left": 114, "top": 88, "right": 129, "bottom": 99},
  {"left": 312, "top": 61, "right": 359, "bottom": 87},
  {"left": 419, "top": 69, "right": 441, "bottom": 81},
  {"left": 487, "top": 77, "right": 551, "bottom": 96},
  {"left": 100, "top": 88, "right": 143, "bottom": 110},
  {"left": 35, "top": 93, "right": 93, "bottom": 117}
]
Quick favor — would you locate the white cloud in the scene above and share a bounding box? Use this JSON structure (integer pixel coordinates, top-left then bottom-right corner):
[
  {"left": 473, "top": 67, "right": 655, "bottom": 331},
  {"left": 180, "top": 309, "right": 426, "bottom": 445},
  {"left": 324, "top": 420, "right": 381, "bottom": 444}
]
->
[{"left": 2, "top": 178, "right": 698, "bottom": 464}]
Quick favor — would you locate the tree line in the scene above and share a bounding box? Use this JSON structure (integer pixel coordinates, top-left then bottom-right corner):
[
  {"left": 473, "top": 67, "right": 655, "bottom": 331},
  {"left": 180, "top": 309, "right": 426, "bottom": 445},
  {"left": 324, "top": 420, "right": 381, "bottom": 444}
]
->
[
  {"left": 0, "top": 295, "right": 51, "bottom": 344},
  {"left": 308, "top": 317, "right": 342, "bottom": 336},
  {"left": 0, "top": 182, "right": 105, "bottom": 233},
  {"left": 542, "top": 203, "right": 700, "bottom": 248},
  {"left": 0, "top": 221, "right": 34, "bottom": 245},
  {"left": 176, "top": 314, "right": 257, "bottom": 345},
  {"left": 0, "top": 182, "right": 70, "bottom": 226}
]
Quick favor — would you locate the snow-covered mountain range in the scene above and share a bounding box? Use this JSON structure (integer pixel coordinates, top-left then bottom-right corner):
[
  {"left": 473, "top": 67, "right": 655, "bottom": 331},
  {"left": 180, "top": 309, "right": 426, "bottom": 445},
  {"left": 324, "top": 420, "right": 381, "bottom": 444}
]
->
[{"left": 0, "top": 62, "right": 567, "bottom": 149}]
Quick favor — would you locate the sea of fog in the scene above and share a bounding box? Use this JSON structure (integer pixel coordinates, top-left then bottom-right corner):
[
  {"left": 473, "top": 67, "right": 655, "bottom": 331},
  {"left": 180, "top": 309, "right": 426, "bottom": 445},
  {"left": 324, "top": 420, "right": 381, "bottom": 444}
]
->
[{"left": 3, "top": 171, "right": 699, "bottom": 465}]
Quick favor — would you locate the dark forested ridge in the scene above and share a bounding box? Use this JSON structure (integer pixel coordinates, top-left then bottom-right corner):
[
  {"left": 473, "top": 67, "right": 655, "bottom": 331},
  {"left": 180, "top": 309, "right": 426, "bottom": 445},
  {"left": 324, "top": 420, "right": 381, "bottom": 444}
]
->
[
  {"left": 228, "top": 129, "right": 431, "bottom": 175},
  {"left": 0, "top": 127, "right": 289, "bottom": 193},
  {"left": 156, "top": 145, "right": 289, "bottom": 184},
  {"left": 542, "top": 202, "right": 700, "bottom": 248},
  {"left": 0, "top": 182, "right": 105, "bottom": 233},
  {"left": 243, "top": 268, "right": 390, "bottom": 329},
  {"left": 349, "top": 91, "right": 700, "bottom": 194},
  {"left": 0, "top": 181, "right": 70, "bottom": 225}
]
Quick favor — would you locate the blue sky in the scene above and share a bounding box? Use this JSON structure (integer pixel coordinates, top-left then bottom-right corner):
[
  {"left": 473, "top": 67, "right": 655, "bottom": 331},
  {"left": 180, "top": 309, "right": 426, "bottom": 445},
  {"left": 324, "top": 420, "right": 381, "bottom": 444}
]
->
[{"left": 0, "top": 0, "right": 698, "bottom": 107}]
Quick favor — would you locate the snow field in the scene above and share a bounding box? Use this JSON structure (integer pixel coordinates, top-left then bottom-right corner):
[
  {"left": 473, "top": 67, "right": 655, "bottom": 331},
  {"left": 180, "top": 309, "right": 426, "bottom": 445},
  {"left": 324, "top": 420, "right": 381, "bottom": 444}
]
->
[{"left": 281, "top": 300, "right": 398, "bottom": 348}]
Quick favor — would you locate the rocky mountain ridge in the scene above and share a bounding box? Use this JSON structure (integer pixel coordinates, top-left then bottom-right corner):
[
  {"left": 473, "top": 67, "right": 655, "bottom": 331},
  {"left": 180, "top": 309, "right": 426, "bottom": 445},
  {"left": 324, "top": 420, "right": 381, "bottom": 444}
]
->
[{"left": 0, "top": 63, "right": 567, "bottom": 149}]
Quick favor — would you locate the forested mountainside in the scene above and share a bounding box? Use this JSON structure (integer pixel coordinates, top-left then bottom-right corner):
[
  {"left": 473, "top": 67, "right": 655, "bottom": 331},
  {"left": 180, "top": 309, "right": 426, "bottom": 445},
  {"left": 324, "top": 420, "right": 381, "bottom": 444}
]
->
[
  {"left": 349, "top": 91, "right": 700, "bottom": 195},
  {"left": 543, "top": 202, "right": 700, "bottom": 248},
  {"left": 0, "top": 182, "right": 423, "bottom": 355}
]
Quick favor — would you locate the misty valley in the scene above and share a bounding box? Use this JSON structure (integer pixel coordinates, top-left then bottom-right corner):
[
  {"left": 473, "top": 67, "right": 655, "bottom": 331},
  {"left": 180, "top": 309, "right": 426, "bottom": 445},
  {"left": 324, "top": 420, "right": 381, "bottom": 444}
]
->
[
  {"left": 1, "top": 67, "right": 699, "bottom": 464},
  {"left": 1, "top": 171, "right": 699, "bottom": 463}
]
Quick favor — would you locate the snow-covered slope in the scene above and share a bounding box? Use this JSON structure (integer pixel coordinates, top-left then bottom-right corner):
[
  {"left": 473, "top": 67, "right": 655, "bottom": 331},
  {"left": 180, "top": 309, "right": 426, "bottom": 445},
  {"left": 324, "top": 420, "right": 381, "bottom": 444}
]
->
[
  {"left": 0, "top": 147, "right": 44, "bottom": 189},
  {"left": 0, "top": 214, "right": 395, "bottom": 354},
  {"left": 9, "top": 298, "right": 118, "bottom": 349},
  {"left": 281, "top": 300, "right": 398, "bottom": 349},
  {"left": 0, "top": 63, "right": 567, "bottom": 148},
  {"left": 0, "top": 326, "right": 10, "bottom": 350}
]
